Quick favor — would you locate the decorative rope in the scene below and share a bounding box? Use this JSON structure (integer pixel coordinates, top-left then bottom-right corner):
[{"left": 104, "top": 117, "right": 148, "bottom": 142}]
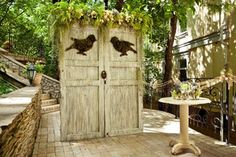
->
[
  {"left": 152, "top": 79, "right": 173, "bottom": 89},
  {"left": 197, "top": 72, "right": 236, "bottom": 90},
  {"left": 152, "top": 69, "right": 236, "bottom": 90},
  {"left": 197, "top": 76, "right": 223, "bottom": 89},
  {"left": 231, "top": 75, "right": 236, "bottom": 83}
]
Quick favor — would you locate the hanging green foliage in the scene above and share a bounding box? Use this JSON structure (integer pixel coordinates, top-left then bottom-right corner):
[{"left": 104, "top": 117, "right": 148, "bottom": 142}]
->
[
  {"left": 49, "top": 1, "right": 153, "bottom": 33},
  {"left": 0, "top": 78, "right": 16, "bottom": 96}
]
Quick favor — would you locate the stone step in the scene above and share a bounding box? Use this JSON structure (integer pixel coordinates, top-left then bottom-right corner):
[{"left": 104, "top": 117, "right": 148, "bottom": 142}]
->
[
  {"left": 41, "top": 93, "right": 50, "bottom": 100},
  {"left": 41, "top": 99, "right": 57, "bottom": 107},
  {"left": 41, "top": 104, "right": 60, "bottom": 114},
  {"left": 43, "top": 91, "right": 51, "bottom": 95}
]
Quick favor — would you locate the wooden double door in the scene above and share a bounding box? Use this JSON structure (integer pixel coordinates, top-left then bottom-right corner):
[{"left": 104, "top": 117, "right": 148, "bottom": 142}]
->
[{"left": 60, "top": 25, "right": 143, "bottom": 141}]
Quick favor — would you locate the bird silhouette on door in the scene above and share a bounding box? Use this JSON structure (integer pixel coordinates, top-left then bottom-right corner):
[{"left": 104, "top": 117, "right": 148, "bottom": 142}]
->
[
  {"left": 65, "top": 34, "right": 97, "bottom": 56},
  {"left": 110, "top": 36, "right": 137, "bottom": 57}
]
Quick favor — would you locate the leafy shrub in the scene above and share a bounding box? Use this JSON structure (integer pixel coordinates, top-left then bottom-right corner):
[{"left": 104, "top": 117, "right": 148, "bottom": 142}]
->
[
  {"left": 0, "top": 78, "right": 16, "bottom": 96},
  {"left": 25, "top": 61, "right": 45, "bottom": 74}
]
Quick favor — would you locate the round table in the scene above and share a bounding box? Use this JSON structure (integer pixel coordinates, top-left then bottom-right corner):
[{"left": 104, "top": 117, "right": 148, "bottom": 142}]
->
[{"left": 159, "top": 97, "right": 211, "bottom": 156}]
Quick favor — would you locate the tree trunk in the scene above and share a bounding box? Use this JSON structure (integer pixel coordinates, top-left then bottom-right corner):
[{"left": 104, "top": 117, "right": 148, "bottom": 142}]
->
[
  {"left": 104, "top": 0, "right": 108, "bottom": 10},
  {"left": 162, "top": 0, "right": 177, "bottom": 97},
  {"left": 115, "top": 0, "right": 124, "bottom": 12}
]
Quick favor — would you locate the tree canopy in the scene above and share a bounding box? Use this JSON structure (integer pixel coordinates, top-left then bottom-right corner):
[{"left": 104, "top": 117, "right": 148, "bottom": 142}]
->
[
  {"left": 0, "top": 0, "right": 52, "bottom": 55},
  {"left": 0, "top": 0, "right": 234, "bottom": 80},
  {"left": 0, "top": 0, "right": 192, "bottom": 56}
]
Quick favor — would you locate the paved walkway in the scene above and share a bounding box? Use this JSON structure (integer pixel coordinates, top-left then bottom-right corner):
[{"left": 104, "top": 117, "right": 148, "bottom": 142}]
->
[{"left": 33, "top": 109, "right": 236, "bottom": 157}]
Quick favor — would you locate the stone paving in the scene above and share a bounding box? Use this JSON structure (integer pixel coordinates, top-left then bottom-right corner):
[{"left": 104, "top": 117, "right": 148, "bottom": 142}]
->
[{"left": 33, "top": 109, "right": 236, "bottom": 157}]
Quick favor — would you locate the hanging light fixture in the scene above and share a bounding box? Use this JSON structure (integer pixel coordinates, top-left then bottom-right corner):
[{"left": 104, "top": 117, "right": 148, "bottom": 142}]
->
[{"left": 27, "top": 63, "right": 35, "bottom": 85}]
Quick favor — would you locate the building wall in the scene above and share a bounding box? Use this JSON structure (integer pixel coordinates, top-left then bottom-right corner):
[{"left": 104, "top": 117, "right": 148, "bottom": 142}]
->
[
  {"left": 228, "top": 7, "right": 236, "bottom": 75},
  {"left": 174, "top": 42, "right": 228, "bottom": 80},
  {"left": 187, "top": 5, "right": 224, "bottom": 40},
  {"left": 189, "top": 46, "right": 213, "bottom": 78},
  {"left": 173, "top": 3, "right": 232, "bottom": 80}
]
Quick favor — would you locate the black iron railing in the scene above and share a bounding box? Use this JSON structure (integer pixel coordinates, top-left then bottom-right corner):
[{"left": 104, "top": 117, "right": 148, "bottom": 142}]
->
[{"left": 188, "top": 78, "right": 224, "bottom": 141}]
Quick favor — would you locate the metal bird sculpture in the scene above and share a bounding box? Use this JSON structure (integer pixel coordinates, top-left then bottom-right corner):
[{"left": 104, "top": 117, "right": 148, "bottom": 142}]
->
[
  {"left": 110, "top": 36, "right": 137, "bottom": 57},
  {"left": 65, "top": 34, "right": 97, "bottom": 56}
]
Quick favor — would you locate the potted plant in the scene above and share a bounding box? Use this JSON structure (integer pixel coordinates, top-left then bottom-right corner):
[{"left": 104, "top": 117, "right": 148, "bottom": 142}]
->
[{"left": 32, "top": 61, "right": 44, "bottom": 86}]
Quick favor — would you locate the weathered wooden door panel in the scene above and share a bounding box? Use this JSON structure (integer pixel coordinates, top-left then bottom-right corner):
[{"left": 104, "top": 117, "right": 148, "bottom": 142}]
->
[
  {"left": 60, "top": 26, "right": 104, "bottom": 141},
  {"left": 109, "top": 86, "right": 138, "bottom": 129},
  {"left": 66, "top": 86, "right": 99, "bottom": 134},
  {"left": 105, "top": 28, "right": 143, "bottom": 136}
]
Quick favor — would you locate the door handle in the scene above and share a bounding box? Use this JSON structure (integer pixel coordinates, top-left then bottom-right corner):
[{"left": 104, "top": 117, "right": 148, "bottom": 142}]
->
[{"left": 101, "top": 70, "right": 107, "bottom": 84}]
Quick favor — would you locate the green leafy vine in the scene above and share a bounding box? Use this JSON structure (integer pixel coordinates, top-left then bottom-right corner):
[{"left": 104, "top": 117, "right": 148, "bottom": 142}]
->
[{"left": 49, "top": 1, "right": 153, "bottom": 33}]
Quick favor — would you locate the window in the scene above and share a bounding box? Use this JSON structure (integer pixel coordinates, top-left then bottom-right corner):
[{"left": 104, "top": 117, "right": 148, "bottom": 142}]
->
[
  {"left": 179, "top": 59, "right": 187, "bottom": 69},
  {"left": 179, "top": 59, "right": 187, "bottom": 81}
]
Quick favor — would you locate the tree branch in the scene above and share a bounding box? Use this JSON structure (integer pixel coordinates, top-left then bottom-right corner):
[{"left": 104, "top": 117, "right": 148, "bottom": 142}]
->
[
  {"left": 0, "top": 0, "right": 14, "bottom": 27},
  {"left": 15, "top": 10, "right": 26, "bottom": 18},
  {"left": 104, "top": 0, "right": 108, "bottom": 10}
]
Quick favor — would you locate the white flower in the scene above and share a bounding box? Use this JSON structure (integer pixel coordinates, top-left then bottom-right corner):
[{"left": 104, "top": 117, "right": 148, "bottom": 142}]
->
[
  {"left": 125, "top": 16, "right": 131, "bottom": 22},
  {"left": 90, "top": 11, "right": 97, "bottom": 18}
]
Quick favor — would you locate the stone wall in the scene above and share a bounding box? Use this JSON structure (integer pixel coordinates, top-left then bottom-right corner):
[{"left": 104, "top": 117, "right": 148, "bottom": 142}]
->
[
  {"left": 41, "top": 74, "right": 60, "bottom": 99},
  {"left": 0, "top": 54, "right": 26, "bottom": 80},
  {"left": 0, "top": 88, "right": 41, "bottom": 157}
]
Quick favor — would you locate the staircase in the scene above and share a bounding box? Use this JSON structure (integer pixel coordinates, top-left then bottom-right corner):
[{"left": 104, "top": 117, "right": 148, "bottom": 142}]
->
[
  {"left": 41, "top": 92, "right": 60, "bottom": 114},
  {"left": 0, "top": 53, "right": 30, "bottom": 86},
  {"left": 0, "top": 53, "right": 61, "bottom": 114}
]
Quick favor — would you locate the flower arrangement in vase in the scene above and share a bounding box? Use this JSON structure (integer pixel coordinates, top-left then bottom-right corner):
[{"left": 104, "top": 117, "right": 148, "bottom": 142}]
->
[{"left": 171, "top": 81, "right": 202, "bottom": 100}]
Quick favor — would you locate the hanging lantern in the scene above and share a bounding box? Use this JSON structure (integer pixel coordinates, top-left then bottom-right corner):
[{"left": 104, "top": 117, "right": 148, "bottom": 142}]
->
[{"left": 27, "top": 63, "right": 35, "bottom": 85}]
